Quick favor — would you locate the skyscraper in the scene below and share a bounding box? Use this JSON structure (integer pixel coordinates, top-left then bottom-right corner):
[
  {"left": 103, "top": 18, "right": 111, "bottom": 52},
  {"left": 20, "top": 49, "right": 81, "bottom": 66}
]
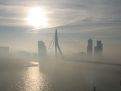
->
[
  {"left": 38, "top": 41, "right": 47, "bottom": 58},
  {"left": 87, "top": 39, "right": 93, "bottom": 55},
  {"left": 94, "top": 40, "right": 103, "bottom": 55}
]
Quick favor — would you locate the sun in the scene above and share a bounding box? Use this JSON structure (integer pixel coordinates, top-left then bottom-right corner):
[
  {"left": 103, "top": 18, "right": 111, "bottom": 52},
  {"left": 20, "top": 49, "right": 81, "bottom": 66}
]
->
[{"left": 26, "top": 7, "right": 48, "bottom": 29}]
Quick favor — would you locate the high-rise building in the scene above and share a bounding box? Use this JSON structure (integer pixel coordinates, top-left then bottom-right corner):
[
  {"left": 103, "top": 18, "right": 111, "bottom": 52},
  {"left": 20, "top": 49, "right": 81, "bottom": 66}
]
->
[
  {"left": 38, "top": 41, "right": 47, "bottom": 58},
  {"left": 94, "top": 40, "right": 103, "bottom": 55},
  {"left": 87, "top": 39, "right": 93, "bottom": 55}
]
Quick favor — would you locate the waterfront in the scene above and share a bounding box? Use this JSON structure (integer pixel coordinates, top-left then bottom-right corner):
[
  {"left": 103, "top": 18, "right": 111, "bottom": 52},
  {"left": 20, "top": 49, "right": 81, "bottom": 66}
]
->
[{"left": 0, "top": 60, "right": 121, "bottom": 91}]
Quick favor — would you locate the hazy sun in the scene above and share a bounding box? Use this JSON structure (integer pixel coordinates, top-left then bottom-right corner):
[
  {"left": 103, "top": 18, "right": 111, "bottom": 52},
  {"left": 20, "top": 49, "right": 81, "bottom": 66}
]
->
[{"left": 26, "top": 7, "right": 48, "bottom": 29}]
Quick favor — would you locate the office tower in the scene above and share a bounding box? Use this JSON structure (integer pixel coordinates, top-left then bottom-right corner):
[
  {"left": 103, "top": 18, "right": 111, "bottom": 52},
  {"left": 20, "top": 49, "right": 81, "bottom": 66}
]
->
[
  {"left": 87, "top": 38, "right": 93, "bottom": 55},
  {"left": 38, "top": 41, "right": 47, "bottom": 58},
  {"left": 94, "top": 40, "right": 103, "bottom": 55}
]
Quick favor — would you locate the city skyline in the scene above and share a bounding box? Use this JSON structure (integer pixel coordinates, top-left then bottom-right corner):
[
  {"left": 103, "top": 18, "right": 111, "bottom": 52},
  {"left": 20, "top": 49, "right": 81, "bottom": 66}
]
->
[
  {"left": 0, "top": 0, "right": 120, "bottom": 58},
  {"left": 0, "top": 1, "right": 121, "bottom": 91},
  {"left": 0, "top": 38, "right": 103, "bottom": 56}
]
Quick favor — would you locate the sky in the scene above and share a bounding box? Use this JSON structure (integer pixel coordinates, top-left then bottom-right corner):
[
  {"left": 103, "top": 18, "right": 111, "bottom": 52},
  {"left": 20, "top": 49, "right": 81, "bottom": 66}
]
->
[
  {"left": 0, "top": 0, "right": 121, "bottom": 27},
  {"left": 0, "top": 0, "right": 121, "bottom": 56}
]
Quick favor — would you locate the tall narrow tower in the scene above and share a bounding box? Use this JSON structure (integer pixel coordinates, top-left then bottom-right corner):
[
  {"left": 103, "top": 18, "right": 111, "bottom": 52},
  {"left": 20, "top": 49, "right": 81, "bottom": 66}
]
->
[
  {"left": 55, "top": 29, "right": 63, "bottom": 57},
  {"left": 87, "top": 38, "right": 93, "bottom": 56}
]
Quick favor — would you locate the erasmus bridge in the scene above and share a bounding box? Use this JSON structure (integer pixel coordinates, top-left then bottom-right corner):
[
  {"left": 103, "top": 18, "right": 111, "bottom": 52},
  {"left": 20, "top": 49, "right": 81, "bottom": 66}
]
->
[
  {"left": 37, "top": 27, "right": 121, "bottom": 67},
  {"left": 47, "top": 29, "right": 121, "bottom": 69},
  {"left": 48, "top": 29, "right": 63, "bottom": 57}
]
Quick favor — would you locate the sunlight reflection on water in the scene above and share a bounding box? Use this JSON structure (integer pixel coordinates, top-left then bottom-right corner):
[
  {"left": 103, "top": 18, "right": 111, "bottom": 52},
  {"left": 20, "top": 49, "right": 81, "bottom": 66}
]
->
[
  {"left": 23, "top": 66, "right": 50, "bottom": 91},
  {"left": 0, "top": 62, "right": 51, "bottom": 91},
  {"left": 0, "top": 61, "right": 121, "bottom": 91}
]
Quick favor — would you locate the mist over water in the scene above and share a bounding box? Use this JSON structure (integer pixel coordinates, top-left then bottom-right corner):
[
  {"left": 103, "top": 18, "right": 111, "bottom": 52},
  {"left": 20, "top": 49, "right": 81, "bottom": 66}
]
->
[
  {"left": 0, "top": 0, "right": 121, "bottom": 90},
  {"left": 0, "top": 53, "right": 121, "bottom": 91},
  {"left": 0, "top": 29, "right": 121, "bottom": 91}
]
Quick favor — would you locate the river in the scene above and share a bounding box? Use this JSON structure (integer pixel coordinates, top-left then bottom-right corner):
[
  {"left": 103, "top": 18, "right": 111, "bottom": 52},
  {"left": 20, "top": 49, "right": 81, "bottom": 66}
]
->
[{"left": 0, "top": 61, "right": 121, "bottom": 91}]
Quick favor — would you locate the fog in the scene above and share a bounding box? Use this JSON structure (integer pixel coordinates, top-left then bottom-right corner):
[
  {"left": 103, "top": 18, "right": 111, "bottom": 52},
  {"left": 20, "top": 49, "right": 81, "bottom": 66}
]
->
[
  {"left": 0, "top": 47, "right": 121, "bottom": 91},
  {"left": 38, "top": 55, "right": 121, "bottom": 91},
  {"left": 1, "top": 26, "right": 120, "bottom": 90},
  {"left": 0, "top": 0, "right": 121, "bottom": 90}
]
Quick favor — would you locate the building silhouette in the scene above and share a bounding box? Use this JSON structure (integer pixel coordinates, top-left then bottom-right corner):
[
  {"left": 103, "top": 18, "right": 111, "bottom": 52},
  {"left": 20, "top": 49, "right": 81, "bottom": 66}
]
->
[
  {"left": 87, "top": 38, "right": 93, "bottom": 55},
  {"left": 94, "top": 40, "right": 103, "bottom": 55},
  {"left": 38, "top": 41, "right": 47, "bottom": 58}
]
